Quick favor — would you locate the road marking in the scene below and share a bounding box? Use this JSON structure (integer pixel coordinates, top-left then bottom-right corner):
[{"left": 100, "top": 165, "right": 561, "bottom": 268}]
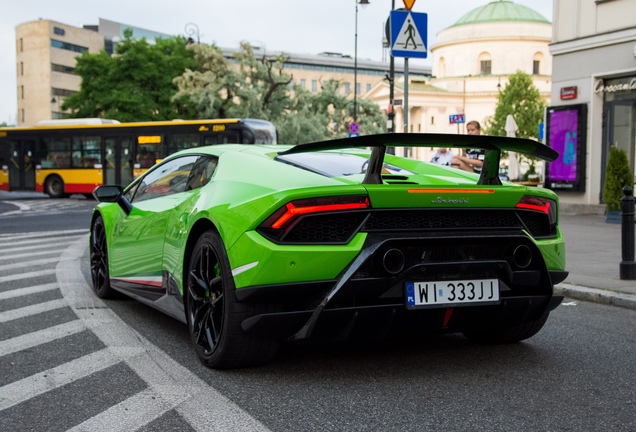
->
[
  {"left": 0, "top": 229, "right": 88, "bottom": 240},
  {"left": 0, "top": 299, "right": 67, "bottom": 323},
  {"left": 67, "top": 388, "right": 189, "bottom": 432},
  {"left": 0, "top": 282, "right": 58, "bottom": 300},
  {"left": 0, "top": 249, "right": 61, "bottom": 262},
  {"left": 57, "top": 235, "right": 270, "bottom": 431},
  {"left": 0, "top": 320, "right": 85, "bottom": 357},
  {"left": 0, "top": 241, "right": 77, "bottom": 255},
  {"left": 0, "top": 235, "right": 85, "bottom": 249},
  {"left": 0, "top": 257, "right": 61, "bottom": 272},
  {"left": 0, "top": 349, "right": 121, "bottom": 411},
  {"left": 0, "top": 269, "right": 56, "bottom": 284}
]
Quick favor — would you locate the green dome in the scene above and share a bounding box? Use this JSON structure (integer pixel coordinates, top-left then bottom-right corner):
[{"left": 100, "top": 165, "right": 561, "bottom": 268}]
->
[{"left": 451, "top": 1, "right": 550, "bottom": 27}]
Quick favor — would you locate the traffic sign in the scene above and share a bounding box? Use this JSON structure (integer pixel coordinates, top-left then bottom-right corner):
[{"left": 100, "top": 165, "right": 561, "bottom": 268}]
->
[
  {"left": 349, "top": 122, "right": 359, "bottom": 135},
  {"left": 449, "top": 114, "right": 465, "bottom": 124},
  {"left": 390, "top": 10, "right": 427, "bottom": 59},
  {"left": 403, "top": 0, "right": 416, "bottom": 10}
]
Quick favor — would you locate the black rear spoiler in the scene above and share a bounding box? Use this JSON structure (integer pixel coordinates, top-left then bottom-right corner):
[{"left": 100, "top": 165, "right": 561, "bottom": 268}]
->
[{"left": 278, "top": 133, "right": 558, "bottom": 186}]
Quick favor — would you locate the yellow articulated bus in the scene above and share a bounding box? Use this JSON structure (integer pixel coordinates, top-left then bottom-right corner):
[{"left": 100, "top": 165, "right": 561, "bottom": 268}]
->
[{"left": 0, "top": 118, "right": 276, "bottom": 198}]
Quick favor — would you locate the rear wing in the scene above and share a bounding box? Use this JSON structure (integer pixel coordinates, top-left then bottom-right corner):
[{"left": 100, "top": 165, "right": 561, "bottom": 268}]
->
[{"left": 278, "top": 133, "right": 559, "bottom": 186}]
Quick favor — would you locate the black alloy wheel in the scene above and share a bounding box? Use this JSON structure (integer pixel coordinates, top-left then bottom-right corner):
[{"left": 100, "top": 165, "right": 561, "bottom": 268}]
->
[
  {"left": 90, "top": 216, "right": 117, "bottom": 298},
  {"left": 186, "top": 230, "right": 281, "bottom": 369},
  {"left": 187, "top": 240, "right": 225, "bottom": 357}
]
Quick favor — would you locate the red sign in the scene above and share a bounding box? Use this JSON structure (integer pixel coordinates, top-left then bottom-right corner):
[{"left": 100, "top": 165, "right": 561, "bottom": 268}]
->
[
  {"left": 402, "top": 0, "right": 416, "bottom": 10},
  {"left": 560, "top": 86, "right": 578, "bottom": 100}
]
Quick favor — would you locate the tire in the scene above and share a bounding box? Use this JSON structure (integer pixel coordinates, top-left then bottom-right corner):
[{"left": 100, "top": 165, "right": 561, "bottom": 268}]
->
[
  {"left": 90, "top": 216, "right": 118, "bottom": 299},
  {"left": 462, "top": 311, "right": 550, "bottom": 344},
  {"left": 185, "top": 230, "right": 280, "bottom": 369},
  {"left": 45, "top": 175, "right": 66, "bottom": 198}
]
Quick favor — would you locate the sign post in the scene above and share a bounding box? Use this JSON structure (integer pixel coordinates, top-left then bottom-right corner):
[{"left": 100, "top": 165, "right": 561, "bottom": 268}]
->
[{"left": 390, "top": 8, "right": 427, "bottom": 136}]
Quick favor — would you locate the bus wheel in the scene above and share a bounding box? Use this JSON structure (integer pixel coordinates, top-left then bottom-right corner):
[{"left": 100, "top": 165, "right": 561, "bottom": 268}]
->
[{"left": 45, "top": 175, "right": 66, "bottom": 198}]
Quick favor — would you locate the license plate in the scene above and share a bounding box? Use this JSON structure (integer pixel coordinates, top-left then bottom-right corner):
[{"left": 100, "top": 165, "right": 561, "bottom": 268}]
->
[{"left": 406, "top": 279, "right": 499, "bottom": 309}]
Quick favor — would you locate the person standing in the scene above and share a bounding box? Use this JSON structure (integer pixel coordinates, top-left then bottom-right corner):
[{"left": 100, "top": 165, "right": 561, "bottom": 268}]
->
[
  {"left": 430, "top": 148, "right": 455, "bottom": 166},
  {"left": 451, "top": 120, "right": 486, "bottom": 173}
]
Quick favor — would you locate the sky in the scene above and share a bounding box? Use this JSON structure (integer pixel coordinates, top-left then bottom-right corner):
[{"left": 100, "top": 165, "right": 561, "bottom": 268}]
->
[{"left": 0, "top": 0, "right": 554, "bottom": 125}]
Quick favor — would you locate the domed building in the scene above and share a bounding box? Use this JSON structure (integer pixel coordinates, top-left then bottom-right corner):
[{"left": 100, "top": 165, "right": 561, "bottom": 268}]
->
[{"left": 366, "top": 0, "right": 552, "bottom": 160}]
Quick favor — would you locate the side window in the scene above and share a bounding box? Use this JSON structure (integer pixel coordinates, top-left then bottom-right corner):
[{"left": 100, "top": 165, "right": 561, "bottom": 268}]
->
[
  {"left": 186, "top": 156, "right": 217, "bottom": 191},
  {"left": 132, "top": 155, "right": 198, "bottom": 203}
]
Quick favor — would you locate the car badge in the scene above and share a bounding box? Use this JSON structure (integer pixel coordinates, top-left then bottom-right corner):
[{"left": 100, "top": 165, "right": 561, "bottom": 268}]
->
[{"left": 432, "top": 197, "right": 469, "bottom": 204}]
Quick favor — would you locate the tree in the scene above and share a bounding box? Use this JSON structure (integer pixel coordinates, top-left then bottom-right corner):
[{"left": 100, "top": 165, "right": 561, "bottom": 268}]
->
[
  {"left": 602, "top": 147, "right": 632, "bottom": 212},
  {"left": 484, "top": 70, "right": 547, "bottom": 139},
  {"left": 174, "top": 44, "right": 386, "bottom": 144},
  {"left": 62, "top": 29, "right": 197, "bottom": 122}
]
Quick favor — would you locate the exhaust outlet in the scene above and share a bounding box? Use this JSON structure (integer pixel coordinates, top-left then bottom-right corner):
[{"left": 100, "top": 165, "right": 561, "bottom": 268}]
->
[
  {"left": 382, "top": 249, "right": 405, "bottom": 274},
  {"left": 512, "top": 245, "right": 532, "bottom": 269}
]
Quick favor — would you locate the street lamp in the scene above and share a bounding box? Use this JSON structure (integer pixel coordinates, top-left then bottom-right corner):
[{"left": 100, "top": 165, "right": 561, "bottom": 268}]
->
[
  {"left": 354, "top": 0, "right": 370, "bottom": 123},
  {"left": 185, "top": 23, "right": 200, "bottom": 44}
]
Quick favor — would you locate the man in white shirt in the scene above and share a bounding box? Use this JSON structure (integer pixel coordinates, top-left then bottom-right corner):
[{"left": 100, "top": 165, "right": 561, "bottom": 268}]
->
[{"left": 430, "top": 148, "right": 455, "bottom": 166}]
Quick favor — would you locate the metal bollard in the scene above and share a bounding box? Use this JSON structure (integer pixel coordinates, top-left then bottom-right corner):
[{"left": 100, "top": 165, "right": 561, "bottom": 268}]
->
[{"left": 620, "top": 186, "right": 636, "bottom": 279}]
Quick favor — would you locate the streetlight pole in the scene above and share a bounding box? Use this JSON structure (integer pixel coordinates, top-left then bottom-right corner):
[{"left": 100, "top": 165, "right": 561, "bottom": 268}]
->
[
  {"left": 185, "top": 23, "right": 200, "bottom": 44},
  {"left": 354, "top": 0, "right": 370, "bottom": 124}
]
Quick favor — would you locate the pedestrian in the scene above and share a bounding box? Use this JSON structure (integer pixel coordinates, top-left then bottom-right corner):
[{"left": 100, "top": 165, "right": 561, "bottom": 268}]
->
[
  {"left": 451, "top": 120, "right": 486, "bottom": 173},
  {"left": 430, "top": 148, "right": 455, "bottom": 166}
]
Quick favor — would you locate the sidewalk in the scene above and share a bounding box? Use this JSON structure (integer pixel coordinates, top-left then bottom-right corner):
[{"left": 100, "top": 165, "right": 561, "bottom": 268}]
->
[{"left": 556, "top": 212, "right": 636, "bottom": 310}]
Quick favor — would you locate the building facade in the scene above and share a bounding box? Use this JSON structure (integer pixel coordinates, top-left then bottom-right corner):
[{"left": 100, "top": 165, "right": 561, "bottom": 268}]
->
[
  {"left": 366, "top": 0, "right": 552, "bottom": 162},
  {"left": 14, "top": 18, "right": 430, "bottom": 128},
  {"left": 549, "top": 0, "right": 636, "bottom": 213}
]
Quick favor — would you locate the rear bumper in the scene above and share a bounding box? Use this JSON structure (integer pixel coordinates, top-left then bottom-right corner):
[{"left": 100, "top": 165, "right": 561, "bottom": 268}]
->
[{"left": 236, "top": 231, "right": 566, "bottom": 341}]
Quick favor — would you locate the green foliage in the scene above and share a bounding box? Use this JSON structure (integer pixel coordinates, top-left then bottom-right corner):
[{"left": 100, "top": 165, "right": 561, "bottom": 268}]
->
[
  {"left": 484, "top": 70, "right": 546, "bottom": 139},
  {"left": 174, "top": 44, "right": 386, "bottom": 144},
  {"left": 602, "top": 147, "right": 632, "bottom": 212},
  {"left": 62, "top": 29, "right": 197, "bottom": 122}
]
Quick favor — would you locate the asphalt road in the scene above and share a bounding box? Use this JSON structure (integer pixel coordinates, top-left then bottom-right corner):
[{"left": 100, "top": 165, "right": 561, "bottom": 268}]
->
[{"left": 0, "top": 196, "right": 635, "bottom": 431}]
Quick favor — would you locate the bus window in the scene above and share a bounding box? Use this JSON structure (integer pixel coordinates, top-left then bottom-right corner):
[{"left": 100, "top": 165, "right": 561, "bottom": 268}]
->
[
  {"left": 72, "top": 136, "right": 101, "bottom": 168},
  {"left": 166, "top": 134, "right": 198, "bottom": 154},
  {"left": 137, "top": 141, "right": 164, "bottom": 169},
  {"left": 40, "top": 137, "right": 71, "bottom": 169}
]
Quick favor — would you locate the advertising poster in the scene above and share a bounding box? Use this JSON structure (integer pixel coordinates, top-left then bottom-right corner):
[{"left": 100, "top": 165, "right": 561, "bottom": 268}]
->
[{"left": 545, "top": 104, "right": 587, "bottom": 191}]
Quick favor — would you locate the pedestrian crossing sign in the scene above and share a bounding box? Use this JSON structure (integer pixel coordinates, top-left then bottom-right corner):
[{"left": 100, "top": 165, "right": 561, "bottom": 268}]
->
[{"left": 390, "top": 10, "right": 427, "bottom": 59}]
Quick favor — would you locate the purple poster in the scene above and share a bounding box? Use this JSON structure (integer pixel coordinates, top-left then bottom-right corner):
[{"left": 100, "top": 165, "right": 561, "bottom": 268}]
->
[{"left": 548, "top": 110, "right": 578, "bottom": 181}]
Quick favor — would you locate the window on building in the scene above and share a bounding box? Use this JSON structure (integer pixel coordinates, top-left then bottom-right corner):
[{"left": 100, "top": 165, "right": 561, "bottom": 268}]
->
[
  {"left": 21, "top": 109, "right": 25, "bottom": 123},
  {"left": 366, "top": 84, "right": 371, "bottom": 92},
  {"left": 480, "top": 60, "right": 492, "bottom": 75},
  {"left": 478, "top": 52, "right": 492, "bottom": 75},
  {"left": 19, "top": 38, "right": 23, "bottom": 53},
  {"left": 53, "top": 27, "right": 66, "bottom": 36},
  {"left": 20, "top": 62, "right": 24, "bottom": 76},
  {"left": 438, "top": 57, "right": 446, "bottom": 78},
  {"left": 50, "top": 39, "right": 88, "bottom": 53},
  {"left": 323, "top": 81, "right": 327, "bottom": 89},
  {"left": 356, "top": 83, "right": 360, "bottom": 95},
  {"left": 532, "top": 52, "right": 544, "bottom": 75},
  {"left": 21, "top": 85, "right": 24, "bottom": 99},
  {"left": 51, "top": 88, "right": 78, "bottom": 97},
  {"left": 51, "top": 64, "right": 76, "bottom": 74},
  {"left": 300, "top": 79, "right": 305, "bottom": 89},
  {"left": 345, "top": 82, "right": 350, "bottom": 94},
  {"left": 312, "top": 80, "right": 317, "bottom": 92},
  {"left": 431, "top": 116, "right": 435, "bottom": 125}
]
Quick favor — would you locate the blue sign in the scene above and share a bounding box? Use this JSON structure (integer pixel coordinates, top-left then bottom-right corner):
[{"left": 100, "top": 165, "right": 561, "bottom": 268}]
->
[
  {"left": 349, "top": 122, "right": 359, "bottom": 134},
  {"left": 449, "top": 114, "right": 465, "bottom": 124},
  {"left": 390, "top": 10, "right": 428, "bottom": 59}
]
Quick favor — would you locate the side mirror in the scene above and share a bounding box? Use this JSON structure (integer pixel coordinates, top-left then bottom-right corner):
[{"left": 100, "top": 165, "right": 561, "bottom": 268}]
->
[{"left": 93, "top": 185, "right": 132, "bottom": 215}]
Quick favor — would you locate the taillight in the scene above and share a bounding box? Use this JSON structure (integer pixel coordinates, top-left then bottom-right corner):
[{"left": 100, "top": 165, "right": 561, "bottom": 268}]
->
[
  {"left": 261, "top": 195, "right": 370, "bottom": 231},
  {"left": 516, "top": 195, "right": 557, "bottom": 226}
]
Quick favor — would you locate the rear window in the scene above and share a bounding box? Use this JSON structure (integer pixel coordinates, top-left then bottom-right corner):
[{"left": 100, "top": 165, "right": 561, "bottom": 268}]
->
[{"left": 276, "top": 152, "right": 414, "bottom": 178}]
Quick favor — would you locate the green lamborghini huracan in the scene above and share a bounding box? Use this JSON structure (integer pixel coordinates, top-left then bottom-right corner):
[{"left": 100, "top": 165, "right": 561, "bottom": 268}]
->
[{"left": 90, "top": 133, "right": 567, "bottom": 369}]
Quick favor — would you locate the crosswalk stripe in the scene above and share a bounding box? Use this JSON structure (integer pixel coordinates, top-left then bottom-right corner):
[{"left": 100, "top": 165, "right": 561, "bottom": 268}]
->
[
  {"left": 0, "top": 240, "right": 78, "bottom": 255},
  {"left": 0, "top": 320, "right": 85, "bottom": 357},
  {"left": 0, "top": 282, "right": 58, "bottom": 300},
  {"left": 0, "top": 229, "right": 89, "bottom": 240},
  {"left": 0, "top": 299, "right": 67, "bottom": 323},
  {"left": 0, "top": 250, "right": 61, "bottom": 262},
  {"left": 0, "top": 349, "right": 121, "bottom": 411},
  {"left": 67, "top": 388, "right": 189, "bottom": 432},
  {"left": 57, "top": 235, "right": 271, "bottom": 432},
  {"left": 0, "top": 257, "right": 61, "bottom": 272},
  {"left": 0, "top": 235, "right": 86, "bottom": 249},
  {"left": 0, "top": 269, "right": 56, "bottom": 284}
]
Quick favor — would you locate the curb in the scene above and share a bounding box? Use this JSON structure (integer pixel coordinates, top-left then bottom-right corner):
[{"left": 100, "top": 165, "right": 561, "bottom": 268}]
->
[{"left": 555, "top": 283, "right": 636, "bottom": 311}]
